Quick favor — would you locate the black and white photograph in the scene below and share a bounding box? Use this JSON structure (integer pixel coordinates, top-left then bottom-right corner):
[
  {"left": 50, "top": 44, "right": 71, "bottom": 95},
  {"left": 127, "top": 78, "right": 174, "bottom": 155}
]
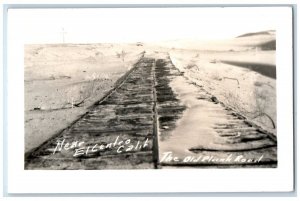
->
[
  {"left": 3, "top": 1, "right": 297, "bottom": 195},
  {"left": 21, "top": 7, "right": 280, "bottom": 170}
]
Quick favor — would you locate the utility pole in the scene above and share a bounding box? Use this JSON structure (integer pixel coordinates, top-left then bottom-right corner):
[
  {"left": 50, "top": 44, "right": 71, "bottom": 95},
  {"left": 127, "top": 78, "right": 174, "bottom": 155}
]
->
[{"left": 60, "top": 28, "right": 67, "bottom": 43}]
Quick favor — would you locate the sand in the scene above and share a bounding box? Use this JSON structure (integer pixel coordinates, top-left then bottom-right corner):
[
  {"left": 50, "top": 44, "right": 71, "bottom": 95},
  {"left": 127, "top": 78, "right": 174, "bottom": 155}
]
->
[
  {"left": 25, "top": 43, "right": 144, "bottom": 153},
  {"left": 168, "top": 34, "right": 276, "bottom": 133}
]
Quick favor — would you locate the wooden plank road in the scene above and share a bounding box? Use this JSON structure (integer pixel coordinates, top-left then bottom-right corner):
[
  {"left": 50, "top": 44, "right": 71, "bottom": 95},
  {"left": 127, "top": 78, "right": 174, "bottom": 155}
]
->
[
  {"left": 155, "top": 54, "right": 277, "bottom": 168},
  {"left": 25, "top": 53, "right": 277, "bottom": 169}
]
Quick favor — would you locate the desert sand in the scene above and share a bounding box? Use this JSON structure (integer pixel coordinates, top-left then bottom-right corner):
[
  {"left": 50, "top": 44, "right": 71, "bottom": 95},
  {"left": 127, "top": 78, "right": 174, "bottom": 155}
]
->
[
  {"left": 168, "top": 31, "right": 276, "bottom": 133},
  {"left": 25, "top": 43, "right": 144, "bottom": 153}
]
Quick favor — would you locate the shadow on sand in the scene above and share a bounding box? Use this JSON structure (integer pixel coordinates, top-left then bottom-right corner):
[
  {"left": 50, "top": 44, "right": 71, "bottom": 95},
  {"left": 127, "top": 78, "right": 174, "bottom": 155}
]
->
[{"left": 221, "top": 60, "right": 276, "bottom": 79}]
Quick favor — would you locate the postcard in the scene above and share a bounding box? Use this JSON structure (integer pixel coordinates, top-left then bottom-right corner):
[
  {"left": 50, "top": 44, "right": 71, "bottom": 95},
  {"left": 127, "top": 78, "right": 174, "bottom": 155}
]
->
[{"left": 5, "top": 5, "right": 294, "bottom": 194}]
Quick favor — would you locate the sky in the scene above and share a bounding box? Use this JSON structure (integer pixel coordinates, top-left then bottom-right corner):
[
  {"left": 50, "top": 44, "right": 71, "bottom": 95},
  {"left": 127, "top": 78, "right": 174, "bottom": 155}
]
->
[{"left": 8, "top": 7, "right": 284, "bottom": 44}]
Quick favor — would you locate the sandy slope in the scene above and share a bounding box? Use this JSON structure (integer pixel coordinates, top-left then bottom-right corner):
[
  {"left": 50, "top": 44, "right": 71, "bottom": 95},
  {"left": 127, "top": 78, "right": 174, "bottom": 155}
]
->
[{"left": 168, "top": 34, "right": 276, "bottom": 134}]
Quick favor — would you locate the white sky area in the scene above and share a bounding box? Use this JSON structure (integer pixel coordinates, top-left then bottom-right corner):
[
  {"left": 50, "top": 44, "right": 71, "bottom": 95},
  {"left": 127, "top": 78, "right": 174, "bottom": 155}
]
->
[{"left": 8, "top": 7, "right": 282, "bottom": 44}]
